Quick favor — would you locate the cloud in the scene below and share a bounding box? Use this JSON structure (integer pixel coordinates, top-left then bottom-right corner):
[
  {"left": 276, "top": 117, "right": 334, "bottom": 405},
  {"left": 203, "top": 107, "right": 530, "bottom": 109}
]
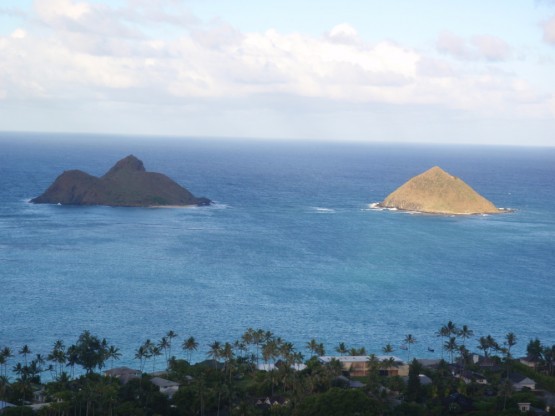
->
[
  {"left": 326, "top": 23, "right": 359, "bottom": 44},
  {"left": 437, "top": 31, "right": 511, "bottom": 62},
  {"left": 0, "top": 0, "right": 551, "bottom": 137},
  {"left": 542, "top": 15, "right": 555, "bottom": 45}
]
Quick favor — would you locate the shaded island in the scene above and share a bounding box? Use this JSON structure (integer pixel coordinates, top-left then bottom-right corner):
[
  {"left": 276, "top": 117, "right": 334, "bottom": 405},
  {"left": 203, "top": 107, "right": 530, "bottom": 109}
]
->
[
  {"left": 31, "top": 155, "right": 211, "bottom": 207},
  {"left": 377, "top": 166, "right": 503, "bottom": 215}
]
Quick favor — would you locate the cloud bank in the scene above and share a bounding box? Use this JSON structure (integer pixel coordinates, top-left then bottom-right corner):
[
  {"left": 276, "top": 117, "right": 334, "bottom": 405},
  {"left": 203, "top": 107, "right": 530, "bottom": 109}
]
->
[{"left": 0, "top": 0, "right": 553, "bottom": 144}]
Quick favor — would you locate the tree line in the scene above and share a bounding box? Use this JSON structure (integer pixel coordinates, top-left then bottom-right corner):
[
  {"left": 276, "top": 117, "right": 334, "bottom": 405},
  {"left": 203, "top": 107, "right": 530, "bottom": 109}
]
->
[{"left": 0, "top": 323, "right": 554, "bottom": 415}]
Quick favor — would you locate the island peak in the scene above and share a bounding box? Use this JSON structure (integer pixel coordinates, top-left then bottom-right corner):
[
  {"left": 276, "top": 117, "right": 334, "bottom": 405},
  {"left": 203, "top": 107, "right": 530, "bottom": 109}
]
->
[
  {"left": 31, "top": 156, "right": 211, "bottom": 207},
  {"left": 377, "top": 166, "right": 502, "bottom": 215},
  {"left": 104, "top": 155, "right": 146, "bottom": 177}
]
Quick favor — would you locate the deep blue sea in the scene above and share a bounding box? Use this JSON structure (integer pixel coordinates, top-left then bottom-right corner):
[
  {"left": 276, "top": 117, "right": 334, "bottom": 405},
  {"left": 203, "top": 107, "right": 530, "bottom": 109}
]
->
[{"left": 1, "top": 132, "right": 554, "bottom": 368}]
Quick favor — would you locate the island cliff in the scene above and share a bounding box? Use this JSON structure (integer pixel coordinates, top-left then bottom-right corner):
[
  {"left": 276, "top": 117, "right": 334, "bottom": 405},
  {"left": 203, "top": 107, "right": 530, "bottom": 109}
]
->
[
  {"left": 378, "top": 166, "right": 501, "bottom": 215},
  {"left": 31, "top": 155, "right": 211, "bottom": 207}
]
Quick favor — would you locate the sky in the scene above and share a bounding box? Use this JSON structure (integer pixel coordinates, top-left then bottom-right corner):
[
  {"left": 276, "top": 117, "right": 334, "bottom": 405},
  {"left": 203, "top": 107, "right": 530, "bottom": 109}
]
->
[{"left": 1, "top": 0, "right": 555, "bottom": 145}]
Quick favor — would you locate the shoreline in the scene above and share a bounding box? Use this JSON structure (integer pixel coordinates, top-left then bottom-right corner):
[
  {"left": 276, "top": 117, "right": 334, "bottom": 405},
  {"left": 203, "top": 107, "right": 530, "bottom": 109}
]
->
[{"left": 368, "top": 202, "right": 514, "bottom": 216}]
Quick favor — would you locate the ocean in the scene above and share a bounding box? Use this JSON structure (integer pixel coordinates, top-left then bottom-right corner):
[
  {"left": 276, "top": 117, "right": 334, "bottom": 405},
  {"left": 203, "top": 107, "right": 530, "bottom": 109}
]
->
[{"left": 1, "top": 132, "right": 554, "bottom": 368}]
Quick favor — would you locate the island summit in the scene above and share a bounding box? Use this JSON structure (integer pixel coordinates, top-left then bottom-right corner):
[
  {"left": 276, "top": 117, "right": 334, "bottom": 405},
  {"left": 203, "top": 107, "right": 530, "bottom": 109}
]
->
[
  {"left": 377, "top": 166, "right": 503, "bottom": 215},
  {"left": 31, "top": 155, "right": 211, "bottom": 207}
]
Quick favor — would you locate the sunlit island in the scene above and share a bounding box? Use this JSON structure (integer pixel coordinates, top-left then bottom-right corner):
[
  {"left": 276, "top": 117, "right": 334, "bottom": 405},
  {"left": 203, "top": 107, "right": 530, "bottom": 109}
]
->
[
  {"left": 30, "top": 155, "right": 211, "bottom": 207},
  {"left": 375, "top": 166, "right": 507, "bottom": 215}
]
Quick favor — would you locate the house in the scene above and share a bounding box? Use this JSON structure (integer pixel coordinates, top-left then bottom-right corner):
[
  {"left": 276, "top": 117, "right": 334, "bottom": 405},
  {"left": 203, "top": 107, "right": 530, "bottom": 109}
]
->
[
  {"left": 400, "top": 374, "right": 432, "bottom": 386},
  {"left": 474, "top": 355, "right": 501, "bottom": 371},
  {"left": 318, "top": 355, "right": 408, "bottom": 377},
  {"left": 418, "top": 374, "right": 433, "bottom": 386},
  {"left": 255, "top": 396, "right": 289, "bottom": 410},
  {"left": 104, "top": 366, "right": 142, "bottom": 384},
  {"left": 257, "top": 362, "right": 307, "bottom": 372},
  {"left": 510, "top": 373, "right": 536, "bottom": 391},
  {"left": 417, "top": 358, "right": 441, "bottom": 369},
  {"left": 333, "top": 375, "right": 365, "bottom": 389},
  {"left": 33, "top": 387, "right": 47, "bottom": 403},
  {"left": 150, "top": 377, "right": 180, "bottom": 398},
  {"left": 455, "top": 370, "right": 488, "bottom": 385},
  {"left": 0, "top": 401, "right": 16, "bottom": 414},
  {"left": 519, "top": 356, "right": 539, "bottom": 368}
]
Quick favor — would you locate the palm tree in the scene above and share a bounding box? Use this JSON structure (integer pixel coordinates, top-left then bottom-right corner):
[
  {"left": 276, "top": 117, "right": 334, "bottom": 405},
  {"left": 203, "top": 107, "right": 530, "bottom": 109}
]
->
[
  {"left": 134, "top": 345, "right": 148, "bottom": 372},
  {"left": 207, "top": 341, "right": 222, "bottom": 367},
  {"left": 182, "top": 336, "right": 199, "bottom": 363},
  {"left": 404, "top": 334, "right": 416, "bottom": 362},
  {"left": 543, "top": 345, "right": 555, "bottom": 376},
  {"left": 436, "top": 326, "right": 449, "bottom": 360},
  {"left": 505, "top": 332, "right": 517, "bottom": 359},
  {"left": 19, "top": 345, "right": 31, "bottom": 367},
  {"left": 335, "top": 342, "right": 348, "bottom": 356},
  {"left": 306, "top": 339, "right": 320, "bottom": 357},
  {"left": 327, "top": 358, "right": 343, "bottom": 377},
  {"left": 65, "top": 345, "right": 78, "bottom": 378},
  {"left": 445, "top": 321, "right": 458, "bottom": 338},
  {"left": 444, "top": 337, "right": 458, "bottom": 364},
  {"left": 220, "top": 342, "right": 234, "bottom": 378},
  {"left": 382, "top": 343, "right": 394, "bottom": 354},
  {"left": 0, "top": 355, "right": 5, "bottom": 380},
  {"left": 241, "top": 328, "right": 254, "bottom": 355},
  {"left": 48, "top": 341, "right": 67, "bottom": 378},
  {"left": 348, "top": 347, "right": 366, "bottom": 356},
  {"left": 252, "top": 329, "right": 265, "bottom": 365},
  {"left": 0, "top": 347, "right": 13, "bottom": 378},
  {"left": 35, "top": 353, "right": 46, "bottom": 368},
  {"left": 262, "top": 340, "right": 278, "bottom": 367},
  {"left": 158, "top": 337, "right": 170, "bottom": 366},
  {"left": 106, "top": 345, "right": 121, "bottom": 370},
  {"left": 458, "top": 325, "right": 474, "bottom": 347},
  {"left": 166, "top": 330, "right": 178, "bottom": 360},
  {"left": 232, "top": 340, "right": 243, "bottom": 358},
  {"left": 478, "top": 336, "right": 490, "bottom": 358},
  {"left": 379, "top": 356, "right": 397, "bottom": 378},
  {"left": 151, "top": 345, "right": 162, "bottom": 372}
]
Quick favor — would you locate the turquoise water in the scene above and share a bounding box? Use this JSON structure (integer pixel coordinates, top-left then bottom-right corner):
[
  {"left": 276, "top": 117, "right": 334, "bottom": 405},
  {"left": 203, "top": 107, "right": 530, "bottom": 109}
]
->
[{"left": 1, "top": 133, "right": 554, "bottom": 367}]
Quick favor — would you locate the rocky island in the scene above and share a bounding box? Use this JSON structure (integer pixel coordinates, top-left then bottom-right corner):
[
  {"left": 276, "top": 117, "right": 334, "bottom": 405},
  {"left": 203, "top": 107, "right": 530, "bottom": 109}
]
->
[
  {"left": 377, "top": 166, "right": 502, "bottom": 215},
  {"left": 31, "top": 155, "right": 211, "bottom": 207}
]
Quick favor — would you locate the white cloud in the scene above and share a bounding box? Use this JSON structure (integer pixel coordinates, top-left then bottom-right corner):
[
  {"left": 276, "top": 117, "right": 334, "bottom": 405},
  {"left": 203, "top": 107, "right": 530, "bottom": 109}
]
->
[
  {"left": 326, "top": 23, "right": 359, "bottom": 44},
  {"left": 10, "top": 29, "right": 26, "bottom": 39},
  {"left": 437, "top": 31, "right": 511, "bottom": 62},
  {"left": 0, "top": 0, "right": 552, "bottom": 141},
  {"left": 471, "top": 35, "right": 512, "bottom": 61},
  {"left": 542, "top": 15, "right": 555, "bottom": 45},
  {"left": 35, "top": 0, "right": 91, "bottom": 22}
]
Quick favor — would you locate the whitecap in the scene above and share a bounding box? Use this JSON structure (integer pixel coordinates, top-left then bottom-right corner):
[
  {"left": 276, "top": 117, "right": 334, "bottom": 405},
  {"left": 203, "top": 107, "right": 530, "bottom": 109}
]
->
[
  {"left": 312, "top": 207, "right": 335, "bottom": 213},
  {"left": 209, "top": 203, "right": 229, "bottom": 210},
  {"left": 367, "top": 202, "right": 385, "bottom": 211}
]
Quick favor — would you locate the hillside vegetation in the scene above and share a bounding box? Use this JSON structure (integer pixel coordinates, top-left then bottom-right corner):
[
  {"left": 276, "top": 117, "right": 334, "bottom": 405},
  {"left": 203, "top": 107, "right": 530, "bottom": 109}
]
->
[{"left": 380, "top": 166, "right": 501, "bottom": 215}]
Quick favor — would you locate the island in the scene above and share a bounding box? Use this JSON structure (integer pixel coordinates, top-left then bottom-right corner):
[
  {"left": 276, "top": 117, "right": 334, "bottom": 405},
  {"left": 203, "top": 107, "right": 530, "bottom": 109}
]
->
[
  {"left": 376, "top": 166, "right": 503, "bottom": 215},
  {"left": 31, "top": 155, "right": 211, "bottom": 207}
]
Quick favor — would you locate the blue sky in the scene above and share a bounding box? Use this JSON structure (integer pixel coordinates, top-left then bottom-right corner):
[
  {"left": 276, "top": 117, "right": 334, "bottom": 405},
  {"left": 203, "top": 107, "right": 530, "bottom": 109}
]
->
[{"left": 1, "top": 0, "right": 554, "bottom": 145}]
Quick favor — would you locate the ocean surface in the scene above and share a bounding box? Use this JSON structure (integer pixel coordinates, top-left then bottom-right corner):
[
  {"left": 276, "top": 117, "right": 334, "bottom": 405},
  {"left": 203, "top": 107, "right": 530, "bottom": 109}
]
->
[{"left": 1, "top": 132, "right": 554, "bottom": 369}]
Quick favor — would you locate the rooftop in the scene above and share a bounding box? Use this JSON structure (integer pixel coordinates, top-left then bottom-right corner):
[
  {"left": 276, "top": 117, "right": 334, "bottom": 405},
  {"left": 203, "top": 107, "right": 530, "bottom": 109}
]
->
[{"left": 319, "top": 355, "right": 405, "bottom": 364}]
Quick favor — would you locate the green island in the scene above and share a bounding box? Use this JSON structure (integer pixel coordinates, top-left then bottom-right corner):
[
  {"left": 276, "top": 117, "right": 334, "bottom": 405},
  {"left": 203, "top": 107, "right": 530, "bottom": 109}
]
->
[{"left": 1, "top": 323, "right": 554, "bottom": 415}]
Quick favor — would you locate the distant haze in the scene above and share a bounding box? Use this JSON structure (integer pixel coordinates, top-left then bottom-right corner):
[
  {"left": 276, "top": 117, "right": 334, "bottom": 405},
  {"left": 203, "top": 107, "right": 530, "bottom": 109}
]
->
[{"left": 0, "top": 0, "right": 554, "bottom": 146}]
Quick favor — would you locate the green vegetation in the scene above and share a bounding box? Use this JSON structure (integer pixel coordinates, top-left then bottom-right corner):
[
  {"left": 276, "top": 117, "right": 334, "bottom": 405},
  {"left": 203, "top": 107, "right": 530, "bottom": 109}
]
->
[{"left": 0, "top": 324, "right": 554, "bottom": 415}]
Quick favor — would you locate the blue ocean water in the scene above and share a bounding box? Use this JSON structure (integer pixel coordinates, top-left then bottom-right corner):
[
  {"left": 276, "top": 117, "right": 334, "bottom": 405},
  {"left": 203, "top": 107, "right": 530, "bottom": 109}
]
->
[{"left": 0, "top": 132, "right": 554, "bottom": 367}]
